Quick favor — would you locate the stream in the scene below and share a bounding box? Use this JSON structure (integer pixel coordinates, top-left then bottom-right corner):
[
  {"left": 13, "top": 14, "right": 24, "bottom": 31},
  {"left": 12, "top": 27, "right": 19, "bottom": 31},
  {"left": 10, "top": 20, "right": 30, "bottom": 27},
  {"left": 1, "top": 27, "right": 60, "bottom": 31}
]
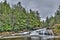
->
[
  {"left": 0, "top": 28, "right": 60, "bottom": 40},
  {"left": 0, "top": 37, "right": 60, "bottom": 40}
]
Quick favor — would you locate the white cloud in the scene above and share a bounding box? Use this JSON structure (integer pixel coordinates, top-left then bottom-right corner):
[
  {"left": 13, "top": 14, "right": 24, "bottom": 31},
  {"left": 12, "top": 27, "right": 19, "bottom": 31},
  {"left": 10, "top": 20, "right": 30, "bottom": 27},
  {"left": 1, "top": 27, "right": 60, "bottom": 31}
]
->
[
  {"left": 1, "top": 0, "right": 60, "bottom": 20},
  {"left": 0, "top": 0, "right": 4, "bottom": 2}
]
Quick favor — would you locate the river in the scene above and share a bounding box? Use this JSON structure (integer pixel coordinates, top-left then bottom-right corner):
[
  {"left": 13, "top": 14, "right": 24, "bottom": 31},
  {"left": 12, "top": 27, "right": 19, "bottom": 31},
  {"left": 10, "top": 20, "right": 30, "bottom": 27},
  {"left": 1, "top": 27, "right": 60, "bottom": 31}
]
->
[
  {"left": 0, "top": 37, "right": 60, "bottom": 40},
  {"left": 0, "top": 28, "right": 60, "bottom": 40}
]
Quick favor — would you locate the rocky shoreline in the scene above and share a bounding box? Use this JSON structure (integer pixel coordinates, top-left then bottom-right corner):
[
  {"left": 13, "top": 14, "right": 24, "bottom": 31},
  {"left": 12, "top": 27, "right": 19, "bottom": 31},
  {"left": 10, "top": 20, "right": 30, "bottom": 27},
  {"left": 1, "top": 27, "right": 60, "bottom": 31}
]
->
[
  {"left": 0, "top": 32, "right": 26, "bottom": 39},
  {"left": 0, "top": 28, "right": 60, "bottom": 39}
]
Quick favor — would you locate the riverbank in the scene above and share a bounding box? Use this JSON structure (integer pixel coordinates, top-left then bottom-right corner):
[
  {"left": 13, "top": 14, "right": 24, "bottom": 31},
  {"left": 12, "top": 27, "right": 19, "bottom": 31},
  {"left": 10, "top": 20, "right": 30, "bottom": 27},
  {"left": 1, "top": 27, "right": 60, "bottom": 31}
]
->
[
  {"left": 0, "top": 30, "right": 29, "bottom": 36},
  {"left": 53, "top": 29, "right": 60, "bottom": 36},
  {"left": 0, "top": 28, "right": 60, "bottom": 39},
  {"left": 0, "top": 31, "right": 29, "bottom": 36},
  {"left": 0, "top": 32, "right": 29, "bottom": 39},
  {"left": 0, "top": 33, "right": 60, "bottom": 39}
]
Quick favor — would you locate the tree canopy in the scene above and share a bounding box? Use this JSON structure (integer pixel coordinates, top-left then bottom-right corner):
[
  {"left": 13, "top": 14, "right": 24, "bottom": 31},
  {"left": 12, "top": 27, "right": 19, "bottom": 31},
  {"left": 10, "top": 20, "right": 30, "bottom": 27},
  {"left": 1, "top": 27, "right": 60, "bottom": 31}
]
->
[{"left": 0, "top": 0, "right": 41, "bottom": 32}]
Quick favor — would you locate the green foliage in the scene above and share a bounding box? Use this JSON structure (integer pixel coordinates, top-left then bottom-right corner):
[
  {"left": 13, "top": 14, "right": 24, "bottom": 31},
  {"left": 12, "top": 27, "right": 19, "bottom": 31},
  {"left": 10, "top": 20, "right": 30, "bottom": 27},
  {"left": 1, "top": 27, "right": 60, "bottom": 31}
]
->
[
  {"left": 44, "top": 5, "right": 60, "bottom": 28},
  {"left": 0, "top": 0, "right": 41, "bottom": 32},
  {"left": 57, "top": 26, "right": 60, "bottom": 29},
  {"left": 45, "top": 16, "right": 50, "bottom": 27}
]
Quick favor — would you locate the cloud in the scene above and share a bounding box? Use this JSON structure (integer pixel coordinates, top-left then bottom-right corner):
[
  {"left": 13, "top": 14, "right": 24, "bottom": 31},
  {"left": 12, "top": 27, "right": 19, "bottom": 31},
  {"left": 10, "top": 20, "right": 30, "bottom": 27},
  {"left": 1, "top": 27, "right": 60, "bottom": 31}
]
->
[
  {"left": 4, "top": 0, "right": 60, "bottom": 20},
  {"left": 0, "top": 0, "right": 4, "bottom": 2},
  {"left": 26, "top": 0, "right": 59, "bottom": 19}
]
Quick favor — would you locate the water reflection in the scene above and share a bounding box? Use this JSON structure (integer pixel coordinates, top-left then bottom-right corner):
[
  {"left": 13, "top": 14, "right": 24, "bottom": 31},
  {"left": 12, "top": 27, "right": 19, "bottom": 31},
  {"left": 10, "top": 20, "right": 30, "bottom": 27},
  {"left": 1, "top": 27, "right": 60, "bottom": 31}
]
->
[
  {"left": 31, "top": 37, "right": 40, "bottom": 40},
  {"left": 0, "top": 37, "right": 60, "bottom": 40},
  {"left": 31, "top": 37, "right": 60, "bottom": 40}
]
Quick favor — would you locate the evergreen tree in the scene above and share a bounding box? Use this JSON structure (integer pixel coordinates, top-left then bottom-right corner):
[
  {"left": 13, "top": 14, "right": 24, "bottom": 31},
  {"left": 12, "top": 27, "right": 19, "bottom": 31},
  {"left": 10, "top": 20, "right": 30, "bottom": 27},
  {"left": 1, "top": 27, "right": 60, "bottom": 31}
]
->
[
  {"left": 54, "top": 5, "right": 60, "bottom": 24},
  {"left": 46, "top": 16, "right": 49, "bottom": 27},
  {"left": 0, "top": 0, "right": 41, "bottom": 32}
]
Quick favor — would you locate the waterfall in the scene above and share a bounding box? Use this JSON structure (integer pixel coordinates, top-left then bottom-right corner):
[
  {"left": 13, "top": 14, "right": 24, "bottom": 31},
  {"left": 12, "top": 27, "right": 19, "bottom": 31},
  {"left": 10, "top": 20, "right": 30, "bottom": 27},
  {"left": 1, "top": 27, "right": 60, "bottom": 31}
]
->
[{"left": 30, "top": 28, "right": 55, "bottom": 40}]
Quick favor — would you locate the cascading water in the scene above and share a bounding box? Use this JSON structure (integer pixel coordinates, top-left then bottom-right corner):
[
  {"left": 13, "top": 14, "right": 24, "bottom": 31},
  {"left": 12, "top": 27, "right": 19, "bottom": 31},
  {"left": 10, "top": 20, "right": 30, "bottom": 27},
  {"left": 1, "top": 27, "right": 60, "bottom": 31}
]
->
[{"left": 30, "top": 28, "right": 54, "bottom": 40}]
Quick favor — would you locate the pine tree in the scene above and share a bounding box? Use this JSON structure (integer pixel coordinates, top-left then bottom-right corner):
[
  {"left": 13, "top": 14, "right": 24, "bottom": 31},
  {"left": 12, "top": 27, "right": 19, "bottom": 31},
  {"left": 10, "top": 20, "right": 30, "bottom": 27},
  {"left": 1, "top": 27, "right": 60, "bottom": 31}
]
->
[
  {"left": 46, "top": 16, "right": 49, "bottom": 27},
  {"left": 0, "top": 1, "right": 42, "bottom": 32}
]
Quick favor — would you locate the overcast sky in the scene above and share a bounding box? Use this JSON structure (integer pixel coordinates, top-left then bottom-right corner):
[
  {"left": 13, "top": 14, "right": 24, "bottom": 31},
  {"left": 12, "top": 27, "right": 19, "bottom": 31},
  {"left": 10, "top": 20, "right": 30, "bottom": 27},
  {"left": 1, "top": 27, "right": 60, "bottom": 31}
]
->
[{"left": 0, "top": 0, "right": 60, "bottom": 20}]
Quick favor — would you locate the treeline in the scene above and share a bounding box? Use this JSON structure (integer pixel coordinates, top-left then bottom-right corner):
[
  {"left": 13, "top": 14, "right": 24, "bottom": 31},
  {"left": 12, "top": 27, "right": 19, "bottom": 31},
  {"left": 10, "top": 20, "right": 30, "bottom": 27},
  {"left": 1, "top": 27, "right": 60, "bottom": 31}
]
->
[
  {"left": 43, "top": 5, "right": 60, "bottom": 29},
  {"left": 0, "top": 0, "right": 41, "bottom": 32}
]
